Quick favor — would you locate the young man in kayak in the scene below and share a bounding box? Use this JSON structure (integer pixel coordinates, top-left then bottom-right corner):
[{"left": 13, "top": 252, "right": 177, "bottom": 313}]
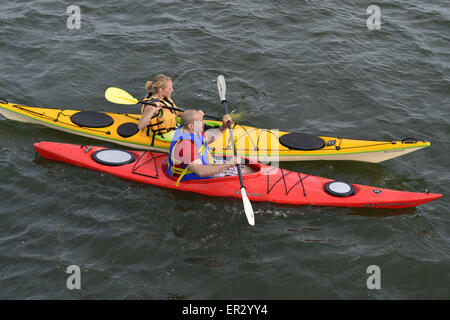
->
[
  {"left": 138, "top": 74, "right": 183, "bottom": 139},
  {"left": 167, "top": 110, "right": 255, "bottom": 185}
]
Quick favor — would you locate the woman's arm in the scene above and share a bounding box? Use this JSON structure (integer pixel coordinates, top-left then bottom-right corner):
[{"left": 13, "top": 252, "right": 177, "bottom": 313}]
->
[{"left": 138, "top": 103, "right": 161, "bottom": 130}]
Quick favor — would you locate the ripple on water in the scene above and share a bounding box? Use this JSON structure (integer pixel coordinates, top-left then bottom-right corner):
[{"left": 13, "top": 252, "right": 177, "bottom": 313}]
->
[{"left": 0, "top": 0, "right": 448, "bottom": 299}]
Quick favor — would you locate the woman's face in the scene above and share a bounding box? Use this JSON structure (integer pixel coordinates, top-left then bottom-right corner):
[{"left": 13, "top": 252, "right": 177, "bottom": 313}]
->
[{"left": 160, "top": 80, "right": 174, "bottom": 98}]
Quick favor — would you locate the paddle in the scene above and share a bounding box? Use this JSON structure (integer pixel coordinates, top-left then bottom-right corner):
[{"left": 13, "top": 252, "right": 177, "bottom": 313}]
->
[
  {"left": 105, "top": 87, "right": 223, "bottom": 121},
  {"left": 217, "top": 75, "right": 255, "bottom": 226}
]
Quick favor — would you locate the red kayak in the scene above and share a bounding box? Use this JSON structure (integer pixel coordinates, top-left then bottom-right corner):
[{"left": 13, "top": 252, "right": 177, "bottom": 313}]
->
[{"left": 34, "top": 142, "right": 441, "bottom": 209}]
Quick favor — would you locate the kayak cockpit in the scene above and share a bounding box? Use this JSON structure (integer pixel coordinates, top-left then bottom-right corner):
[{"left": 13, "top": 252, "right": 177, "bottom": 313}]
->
[{"left": 159, "top": 159, "right": 262, "bottom": 183}]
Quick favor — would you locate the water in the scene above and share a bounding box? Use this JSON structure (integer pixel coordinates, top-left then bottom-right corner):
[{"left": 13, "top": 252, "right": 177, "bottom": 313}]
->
[{"left": 0, "top": 0, "right": 449, "bottom": 299}]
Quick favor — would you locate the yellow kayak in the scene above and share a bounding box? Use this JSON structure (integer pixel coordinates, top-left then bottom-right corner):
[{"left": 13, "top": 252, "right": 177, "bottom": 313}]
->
[{"left": 0, "top": 99, "right": 430, "bottom": 162}]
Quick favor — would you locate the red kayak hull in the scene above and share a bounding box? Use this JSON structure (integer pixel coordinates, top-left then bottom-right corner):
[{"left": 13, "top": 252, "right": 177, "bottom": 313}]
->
[{"left": 34, "top": 142, "right": 441, "bottom": 209}]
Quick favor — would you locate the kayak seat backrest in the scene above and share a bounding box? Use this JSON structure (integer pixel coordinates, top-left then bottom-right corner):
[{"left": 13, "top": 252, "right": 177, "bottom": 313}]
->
[
  {"left": 71, "top": 111, "right": 114, "bottom": 128},
  {"left": 279, "top": 132, "right": 326, "bottom": 151}
]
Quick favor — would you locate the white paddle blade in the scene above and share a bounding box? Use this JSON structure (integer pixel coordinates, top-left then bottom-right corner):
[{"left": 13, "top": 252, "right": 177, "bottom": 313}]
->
[
  {"left": 217, "top": 75, "right": 226, "bottom": 102},
  {"left": 240, "top": 188, "right": 255, "bottom": 226}
]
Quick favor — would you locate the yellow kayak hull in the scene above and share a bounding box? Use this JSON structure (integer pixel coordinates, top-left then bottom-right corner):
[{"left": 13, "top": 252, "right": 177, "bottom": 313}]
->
[{"left": 0, "top": 101, "right": 430, "bottom": 163}]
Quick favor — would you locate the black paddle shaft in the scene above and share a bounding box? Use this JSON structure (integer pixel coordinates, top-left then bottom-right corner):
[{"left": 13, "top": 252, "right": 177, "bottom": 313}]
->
[
  {"left": 222, "top": 100, "right": 246, "bottom": 188},
  {"left": 139, "top": 100, "right": 221, "bottom": 121}
]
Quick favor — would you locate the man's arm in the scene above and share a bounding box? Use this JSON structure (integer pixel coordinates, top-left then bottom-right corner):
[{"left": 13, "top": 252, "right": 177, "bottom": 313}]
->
[{"left": 187, "top": 159, "right": 234, "bottom": 177}]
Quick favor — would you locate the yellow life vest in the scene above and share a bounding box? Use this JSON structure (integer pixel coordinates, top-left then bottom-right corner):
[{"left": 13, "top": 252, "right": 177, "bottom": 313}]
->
[{"left": 142, "top": 95, "right": 178, "bottom": 134}]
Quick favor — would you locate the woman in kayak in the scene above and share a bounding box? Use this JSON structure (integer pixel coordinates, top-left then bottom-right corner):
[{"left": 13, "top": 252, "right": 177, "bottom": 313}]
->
[
  {"left": 167, "top": 109, "right": 255, "bottom": 185},
  {"left": 138, "top": 74, "right": 183, "bottom": 139}
]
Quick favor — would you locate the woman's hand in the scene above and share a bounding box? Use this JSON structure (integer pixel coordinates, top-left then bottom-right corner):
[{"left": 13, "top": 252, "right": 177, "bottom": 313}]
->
[
  {"left": 142, "top": 101, "right": 162, "bottom": 113},
  {"left": 152, "top": 101, "right": 163, "bottom": 111},
  {"left": 138, "top": 102, "right": 163, "bottom": 130}
]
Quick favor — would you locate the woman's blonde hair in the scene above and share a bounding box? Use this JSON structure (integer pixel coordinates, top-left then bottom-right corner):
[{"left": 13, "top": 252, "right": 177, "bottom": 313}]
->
[{"left": 145, "top": 74, "right": 172, "bottom": 94}]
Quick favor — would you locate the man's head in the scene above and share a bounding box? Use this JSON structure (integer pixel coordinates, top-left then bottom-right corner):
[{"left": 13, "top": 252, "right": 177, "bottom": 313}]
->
[{"left": 181, "top": 110, "right": 205, "bottom": 133}]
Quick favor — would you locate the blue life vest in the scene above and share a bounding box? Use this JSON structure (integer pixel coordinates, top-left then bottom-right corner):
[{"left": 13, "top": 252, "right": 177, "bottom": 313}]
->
[{"left": 167, "top": 126, "right": 215, "bottom": 185}]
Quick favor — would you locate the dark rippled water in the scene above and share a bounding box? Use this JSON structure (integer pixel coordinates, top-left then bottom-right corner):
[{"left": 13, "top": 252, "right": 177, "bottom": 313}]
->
[{"left": 0, "top": 0, "right": 449, "bottom": 300}]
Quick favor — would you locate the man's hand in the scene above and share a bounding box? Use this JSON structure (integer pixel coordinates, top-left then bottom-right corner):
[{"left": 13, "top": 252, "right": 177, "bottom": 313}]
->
[
  {"left": 225, "top": 156, "right": 244, "bottom": 165},
  {"left": 222, "top": 114, "right": 233, "bottom": 128},
  {"left": 234, "top": 156, "right": 246, "bottom": 165}
]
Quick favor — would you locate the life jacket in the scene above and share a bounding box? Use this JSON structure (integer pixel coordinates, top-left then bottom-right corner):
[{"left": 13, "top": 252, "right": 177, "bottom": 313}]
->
[
  {"left": 167, "top": 126, "right": 215, "bottom": 186},
  {"left": 141, "top": 94, "right": 178, "bottom": 135}
]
